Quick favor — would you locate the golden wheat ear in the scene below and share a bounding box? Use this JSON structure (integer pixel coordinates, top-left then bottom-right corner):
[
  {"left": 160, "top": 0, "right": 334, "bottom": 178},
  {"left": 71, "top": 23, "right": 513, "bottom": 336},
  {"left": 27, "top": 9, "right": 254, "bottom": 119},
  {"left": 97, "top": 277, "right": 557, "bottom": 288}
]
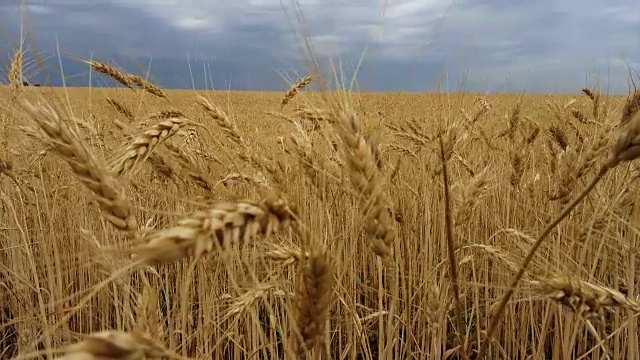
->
[
  {"left": 9, "top": 47, "right": 23, "bottom": 92},
  {"left": 58, "top": 331, "right": 183, "bottom": 360},
  {"left": 84, "top": 60, "right": 135, "bottom": 89},
  {"left": 293, "top": 251, "right": 334, "bottom": 358},
  {"left": 133, "top": 193, "right": 297, "bottom": 265},
  {"left": 110, "top": 116, "right": 187, "bottom": 177},
  {"left": 608, "top": 109, "right": 640, "bottom": 168},
  {"left": 329, "top": 99, "right": 395, "bottom": 262},
  {"left": 282, "top": 75, "right": 313, "bottom": 108},
  {"left": 535, "top": 276, "right": 640, "bottom": 319},
  {"left": 105, "top": 97, "right": 135, "bottom": 123},
  {"left": 195, "top": 95, "right": 245, "bottom": 146},
  {"left": 621, "top": 90, "right": 640, "bottom": 127},
  {"left": 127, "top": 74, "right": 168, "bottom": 99},
  {"left": 19, "top": 99, "right": 137, "bottom": 232}
]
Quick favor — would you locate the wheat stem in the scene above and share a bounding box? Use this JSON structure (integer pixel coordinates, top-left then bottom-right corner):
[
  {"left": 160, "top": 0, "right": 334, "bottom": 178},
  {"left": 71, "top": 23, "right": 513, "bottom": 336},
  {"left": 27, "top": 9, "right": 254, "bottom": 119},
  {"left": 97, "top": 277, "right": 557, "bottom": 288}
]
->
[{"left": 439, "top": 136, "right": 466, "bottom": 353}]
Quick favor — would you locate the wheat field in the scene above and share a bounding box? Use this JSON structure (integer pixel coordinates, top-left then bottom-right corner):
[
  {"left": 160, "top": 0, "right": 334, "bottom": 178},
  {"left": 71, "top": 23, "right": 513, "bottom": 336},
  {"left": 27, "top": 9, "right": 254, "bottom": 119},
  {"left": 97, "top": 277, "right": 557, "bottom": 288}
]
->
[{"left": 2, "top": 60, "right": 640, "bottom": 360}]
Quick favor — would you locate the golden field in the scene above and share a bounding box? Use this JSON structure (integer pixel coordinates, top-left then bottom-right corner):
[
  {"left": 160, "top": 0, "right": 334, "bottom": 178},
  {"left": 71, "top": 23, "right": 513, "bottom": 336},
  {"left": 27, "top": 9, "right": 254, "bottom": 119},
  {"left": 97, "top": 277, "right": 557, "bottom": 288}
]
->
[{"left": 1, "top": 78, "right": 640, "bottom": 360}]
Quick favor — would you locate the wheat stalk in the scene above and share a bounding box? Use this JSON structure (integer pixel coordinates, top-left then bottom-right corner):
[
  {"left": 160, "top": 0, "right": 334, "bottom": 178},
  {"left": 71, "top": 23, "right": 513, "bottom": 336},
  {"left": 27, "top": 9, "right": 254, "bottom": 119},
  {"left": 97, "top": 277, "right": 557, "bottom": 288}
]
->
[{"left": 438, "top": 136, "right": 466, "bottom": 352}]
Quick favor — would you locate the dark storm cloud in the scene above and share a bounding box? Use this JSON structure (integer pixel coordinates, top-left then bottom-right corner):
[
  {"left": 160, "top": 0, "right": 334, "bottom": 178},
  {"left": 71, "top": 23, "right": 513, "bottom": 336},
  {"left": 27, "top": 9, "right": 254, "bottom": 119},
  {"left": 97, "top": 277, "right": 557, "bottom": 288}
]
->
[
  {"left": 0, "top": 0, "right": 638, "bottom": 92},
  {"left": 0, "top": 2, "right": 193, "bottom": 58}
]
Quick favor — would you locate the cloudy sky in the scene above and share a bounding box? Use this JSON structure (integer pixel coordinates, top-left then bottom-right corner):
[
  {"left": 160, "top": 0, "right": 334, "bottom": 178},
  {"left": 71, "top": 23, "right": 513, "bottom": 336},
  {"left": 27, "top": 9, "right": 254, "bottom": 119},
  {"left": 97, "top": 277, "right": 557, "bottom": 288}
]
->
[{"left": 1, "top": 0, "right": 639, "bottom": 93}]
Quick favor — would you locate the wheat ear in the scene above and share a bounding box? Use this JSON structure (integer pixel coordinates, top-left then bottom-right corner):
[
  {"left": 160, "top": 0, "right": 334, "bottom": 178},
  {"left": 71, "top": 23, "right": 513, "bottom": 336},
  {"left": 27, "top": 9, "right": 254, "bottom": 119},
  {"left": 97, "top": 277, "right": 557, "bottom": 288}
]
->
[
  {"left": 282, "top": 75, "right": 313, "bottom": 107},
  {"left": 535, "top": 276, "right": 640, "bottom": 318},
  {"left": 111, "top": 117, "right": 187, "bottom": 177},
  {"left": 621, "top": 90, "right": 640, "bottom": 127},
  {"left": 19, "top": 100, "right": 137, "bottom": 232},
  {"left": 133, "top": 193, "right": 297, "bottom": 265},
  {"left": 149, "top": 110, "right": 185, "bottom": 120},
  {"left": 52, "top": 331, "right": 188, "bottom": 360},
  {"left": 105, "top": 97, "right": 135, "bottom": 123},
  {"left": 9, "top": 47, "right": 23, "bottom": 91},
  {"left": 293, "top": 251, "right": 334, "bottom": 358},
  {"left": 331, "top": 99, "right": 395, "bottom": 262},
  {"left": 25, "top": 193, "right": 290, "bottom": 350},
  {"left": 127, "top": 74, "right": 168, "bottom": 99},
  {"left": 195, "top": 95, "right": 244, "bottom": 146},
  {"left": 84, "top": 60, "right": 134, "bottom": 89},
  {"left": 196, "top": 95, "right": 285, "bottom": 187},
  {"left": 162, "top": 140, "right": 215, "bottom": 192}
]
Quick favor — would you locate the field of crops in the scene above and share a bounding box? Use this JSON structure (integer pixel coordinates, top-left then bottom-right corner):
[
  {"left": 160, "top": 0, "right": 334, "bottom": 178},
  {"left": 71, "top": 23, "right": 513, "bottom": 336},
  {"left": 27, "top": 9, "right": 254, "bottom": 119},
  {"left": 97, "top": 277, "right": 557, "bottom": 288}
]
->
[{"left": 2, "top": 64, "right": 640, "bottom": 359}]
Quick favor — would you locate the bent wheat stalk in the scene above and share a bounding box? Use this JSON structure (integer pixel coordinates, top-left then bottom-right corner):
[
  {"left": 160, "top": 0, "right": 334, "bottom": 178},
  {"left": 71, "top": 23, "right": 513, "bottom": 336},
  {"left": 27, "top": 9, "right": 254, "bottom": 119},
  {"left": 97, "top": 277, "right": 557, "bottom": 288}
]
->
[
  {"left": 438, "top": 136, "right": 465, "bottom": 351},
  {"left": 478, "top": 104, "right": 640, "bottom": 358}
]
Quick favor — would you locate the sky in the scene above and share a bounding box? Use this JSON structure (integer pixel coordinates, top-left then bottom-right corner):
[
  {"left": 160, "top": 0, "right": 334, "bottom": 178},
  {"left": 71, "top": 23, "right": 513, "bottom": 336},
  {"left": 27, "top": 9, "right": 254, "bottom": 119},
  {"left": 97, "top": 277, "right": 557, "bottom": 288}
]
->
[{"left": 0, "top": 0, "right": 639, "bottom": 93}]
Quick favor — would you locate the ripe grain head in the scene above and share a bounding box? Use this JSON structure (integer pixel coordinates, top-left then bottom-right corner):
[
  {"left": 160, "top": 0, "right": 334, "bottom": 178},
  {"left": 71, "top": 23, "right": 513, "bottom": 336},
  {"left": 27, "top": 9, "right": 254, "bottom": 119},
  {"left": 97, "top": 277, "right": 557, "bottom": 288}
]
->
[
  {"left": 293, "top": 251, "right": 334, "bottom": 357},
  {"left": 111, "top": 116, "right": 187, "bottom": 177},
  {"left": 19, "top": 99, "right": 137, "bottom": 232},
  {"left": 133, "top": 193, "right": 297, "bottom": 265},
  {"left": 85, "top": 60, "right": 134, "bottom": 89}
]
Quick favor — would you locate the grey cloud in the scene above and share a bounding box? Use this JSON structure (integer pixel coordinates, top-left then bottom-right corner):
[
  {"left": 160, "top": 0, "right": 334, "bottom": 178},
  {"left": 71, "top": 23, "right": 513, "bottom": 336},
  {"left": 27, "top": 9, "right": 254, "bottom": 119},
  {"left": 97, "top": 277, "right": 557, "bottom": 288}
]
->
[{"left": 0, "top": 0, "right": 639, "bottom": 93}]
